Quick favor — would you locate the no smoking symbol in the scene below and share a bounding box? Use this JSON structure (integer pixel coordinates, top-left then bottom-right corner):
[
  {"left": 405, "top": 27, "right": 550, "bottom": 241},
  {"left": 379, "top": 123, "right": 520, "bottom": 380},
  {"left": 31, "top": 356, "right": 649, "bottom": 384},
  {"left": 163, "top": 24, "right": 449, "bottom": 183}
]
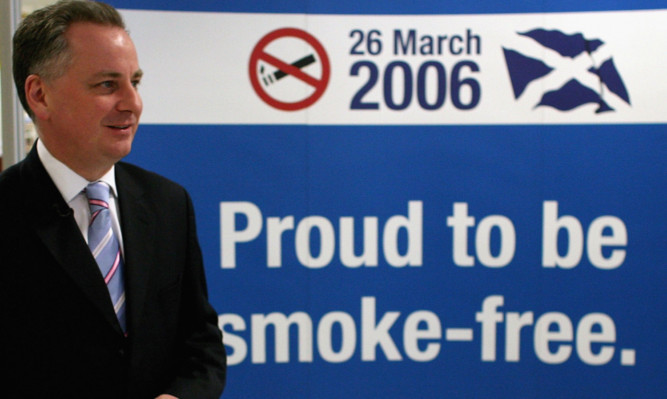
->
[{"left": 249, "top": 28, "right": 330, "bottom": 111}]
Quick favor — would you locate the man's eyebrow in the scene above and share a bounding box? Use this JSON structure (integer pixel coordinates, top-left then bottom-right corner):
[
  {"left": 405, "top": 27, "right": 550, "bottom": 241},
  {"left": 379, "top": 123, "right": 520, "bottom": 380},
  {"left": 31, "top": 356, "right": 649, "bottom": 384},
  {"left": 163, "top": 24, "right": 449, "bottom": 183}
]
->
[{"left": 91, "top": 69, "right": 144, "bottom": 79}]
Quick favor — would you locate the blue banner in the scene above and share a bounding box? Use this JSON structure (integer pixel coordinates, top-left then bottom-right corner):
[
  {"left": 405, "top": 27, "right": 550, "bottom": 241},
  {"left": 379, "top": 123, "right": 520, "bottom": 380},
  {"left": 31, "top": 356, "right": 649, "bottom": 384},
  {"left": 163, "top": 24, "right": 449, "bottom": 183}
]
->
[{"left": 112, "top": 1, "right": 666, "bottom": 397}]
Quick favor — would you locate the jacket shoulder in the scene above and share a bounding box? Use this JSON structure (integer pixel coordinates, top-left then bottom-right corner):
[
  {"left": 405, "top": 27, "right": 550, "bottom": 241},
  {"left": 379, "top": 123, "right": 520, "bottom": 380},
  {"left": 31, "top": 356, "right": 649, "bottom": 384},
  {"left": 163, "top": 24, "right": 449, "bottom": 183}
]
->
[
  {"left": 115, "top": 162, "right": 192, "bottom": 203},
  {"left": 0, "top": 160, "right": 27, "bottom": 206},
  {"left": 116, "top": 162, "right": 185, "bottom": 189}
]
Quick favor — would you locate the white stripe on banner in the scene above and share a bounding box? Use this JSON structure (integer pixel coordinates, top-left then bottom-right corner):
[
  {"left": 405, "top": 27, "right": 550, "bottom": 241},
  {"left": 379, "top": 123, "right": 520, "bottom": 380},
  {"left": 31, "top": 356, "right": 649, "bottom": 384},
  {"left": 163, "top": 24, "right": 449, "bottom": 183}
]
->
[{"left": 122, "top": 9, "right": 667, "bottom": 125}]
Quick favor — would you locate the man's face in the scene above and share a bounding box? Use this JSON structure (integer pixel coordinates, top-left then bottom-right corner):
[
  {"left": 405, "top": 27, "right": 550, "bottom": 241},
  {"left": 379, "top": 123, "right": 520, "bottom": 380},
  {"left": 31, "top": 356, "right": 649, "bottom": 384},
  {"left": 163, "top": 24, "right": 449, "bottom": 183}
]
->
[{"left": 38, "top": 22, "right": 143, "bottom": 178}]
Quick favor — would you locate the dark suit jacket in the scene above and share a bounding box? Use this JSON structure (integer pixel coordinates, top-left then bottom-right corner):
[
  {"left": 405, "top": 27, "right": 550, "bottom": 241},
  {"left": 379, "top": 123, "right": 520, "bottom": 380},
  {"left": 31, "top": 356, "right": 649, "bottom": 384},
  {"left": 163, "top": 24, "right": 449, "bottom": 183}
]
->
[{"left": 0, "top": 146, "right": 226, "bottom": 398}]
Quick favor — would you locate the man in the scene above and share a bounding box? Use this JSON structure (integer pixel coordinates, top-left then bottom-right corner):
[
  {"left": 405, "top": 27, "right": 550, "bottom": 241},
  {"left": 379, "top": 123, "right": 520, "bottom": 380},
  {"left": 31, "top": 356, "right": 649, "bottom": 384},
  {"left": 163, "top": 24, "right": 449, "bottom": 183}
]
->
[{"left": 0, "top": 1, "right": 226, "bottom": 398}]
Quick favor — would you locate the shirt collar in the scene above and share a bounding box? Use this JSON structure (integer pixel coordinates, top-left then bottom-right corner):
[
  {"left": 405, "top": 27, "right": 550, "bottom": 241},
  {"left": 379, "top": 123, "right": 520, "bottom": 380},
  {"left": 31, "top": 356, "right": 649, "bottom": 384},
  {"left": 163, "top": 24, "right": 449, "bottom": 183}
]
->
[{"left": 37, "top": 139, "right": 118, "bottom": 202}]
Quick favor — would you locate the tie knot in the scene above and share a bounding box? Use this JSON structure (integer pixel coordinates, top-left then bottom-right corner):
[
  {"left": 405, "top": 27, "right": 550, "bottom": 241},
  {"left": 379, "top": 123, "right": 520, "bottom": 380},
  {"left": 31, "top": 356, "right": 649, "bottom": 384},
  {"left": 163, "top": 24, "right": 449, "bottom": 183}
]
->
[{"left": 86, "top": 181, "right": 111, "bottom": 204}]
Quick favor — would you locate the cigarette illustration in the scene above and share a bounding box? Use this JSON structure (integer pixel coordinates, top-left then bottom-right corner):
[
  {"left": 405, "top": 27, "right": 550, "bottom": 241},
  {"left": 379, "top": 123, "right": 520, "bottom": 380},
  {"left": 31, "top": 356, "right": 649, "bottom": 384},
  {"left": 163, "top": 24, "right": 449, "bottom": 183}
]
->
[{"left": 262, "top": 54, "right": 316, "bottom": 86}]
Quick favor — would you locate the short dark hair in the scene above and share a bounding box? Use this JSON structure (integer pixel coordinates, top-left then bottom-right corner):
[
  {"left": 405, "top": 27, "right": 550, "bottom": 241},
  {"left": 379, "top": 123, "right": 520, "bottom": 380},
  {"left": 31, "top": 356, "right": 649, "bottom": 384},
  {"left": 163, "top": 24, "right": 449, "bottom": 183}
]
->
[{"left": 12, "top": 0, "right": 126, "bottom": 117}]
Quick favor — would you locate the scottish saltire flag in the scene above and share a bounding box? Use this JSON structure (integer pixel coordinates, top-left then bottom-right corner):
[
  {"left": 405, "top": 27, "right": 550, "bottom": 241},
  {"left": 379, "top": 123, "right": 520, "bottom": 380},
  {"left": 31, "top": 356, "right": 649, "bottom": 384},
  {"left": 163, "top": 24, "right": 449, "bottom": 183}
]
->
[{"left": 504, "top": 29, "right": 631, "bottom": 113}]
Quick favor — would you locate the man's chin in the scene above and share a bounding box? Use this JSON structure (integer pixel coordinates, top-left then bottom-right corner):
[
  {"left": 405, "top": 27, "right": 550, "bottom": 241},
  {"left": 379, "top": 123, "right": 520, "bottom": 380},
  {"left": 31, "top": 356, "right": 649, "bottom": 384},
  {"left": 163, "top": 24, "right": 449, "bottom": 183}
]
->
[{"left": 105, "top": 141, "right": 134, "bottom": 163}]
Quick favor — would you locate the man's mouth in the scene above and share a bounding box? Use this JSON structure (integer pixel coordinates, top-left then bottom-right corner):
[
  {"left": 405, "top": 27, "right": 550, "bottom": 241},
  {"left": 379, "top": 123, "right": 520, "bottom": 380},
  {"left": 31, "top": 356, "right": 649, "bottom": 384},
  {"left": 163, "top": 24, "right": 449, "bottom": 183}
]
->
[{"left": 107, "top": 124, "right": 132, "bottom": 130}]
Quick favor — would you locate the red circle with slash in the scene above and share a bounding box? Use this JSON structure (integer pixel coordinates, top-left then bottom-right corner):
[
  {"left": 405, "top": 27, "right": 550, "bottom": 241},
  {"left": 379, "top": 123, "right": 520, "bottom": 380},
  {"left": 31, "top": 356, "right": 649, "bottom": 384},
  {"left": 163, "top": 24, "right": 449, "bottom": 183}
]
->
[{"left": 249, "top": 28, "right": 330, "bottom": 111}]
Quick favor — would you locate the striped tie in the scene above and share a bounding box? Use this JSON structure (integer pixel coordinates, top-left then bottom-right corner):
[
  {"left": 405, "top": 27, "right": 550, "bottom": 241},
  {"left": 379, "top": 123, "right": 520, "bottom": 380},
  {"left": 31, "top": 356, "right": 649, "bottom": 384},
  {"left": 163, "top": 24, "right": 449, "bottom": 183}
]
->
[{"left": 86, "top": 182, "right": 127, "bottom": 333}]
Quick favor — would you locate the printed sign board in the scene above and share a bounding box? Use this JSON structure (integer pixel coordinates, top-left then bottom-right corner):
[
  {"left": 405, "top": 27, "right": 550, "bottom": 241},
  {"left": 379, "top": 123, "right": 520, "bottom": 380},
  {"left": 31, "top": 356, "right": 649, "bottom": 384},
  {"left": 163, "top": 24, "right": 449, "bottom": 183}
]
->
[{"left": 112, "top": 1, "right": 665, "bottom": 397}]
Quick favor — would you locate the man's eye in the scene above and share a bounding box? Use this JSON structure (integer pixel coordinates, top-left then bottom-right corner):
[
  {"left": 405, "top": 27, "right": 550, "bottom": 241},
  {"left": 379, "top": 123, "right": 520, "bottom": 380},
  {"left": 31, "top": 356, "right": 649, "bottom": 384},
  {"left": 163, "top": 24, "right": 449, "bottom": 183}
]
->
[{"left": 96, "top": 81, "right": 116, "bottom": 90}]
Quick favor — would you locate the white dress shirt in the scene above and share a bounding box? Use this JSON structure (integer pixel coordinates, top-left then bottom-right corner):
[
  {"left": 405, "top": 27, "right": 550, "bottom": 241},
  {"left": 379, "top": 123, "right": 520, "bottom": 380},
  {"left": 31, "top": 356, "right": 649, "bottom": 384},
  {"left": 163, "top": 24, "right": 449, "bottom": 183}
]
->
[{"left": 37, "top": 139, "right": 125, "bottom": 253}]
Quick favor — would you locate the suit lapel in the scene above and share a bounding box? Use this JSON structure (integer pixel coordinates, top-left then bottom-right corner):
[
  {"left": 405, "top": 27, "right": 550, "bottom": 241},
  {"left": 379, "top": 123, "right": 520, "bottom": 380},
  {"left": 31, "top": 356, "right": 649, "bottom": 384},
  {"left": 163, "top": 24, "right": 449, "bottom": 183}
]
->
[
  {"left": 115, "top": 163, "right": 156, "bottom": 333},
  {"left": 20, "top": 148, "right": 124, "bottom": 335}
]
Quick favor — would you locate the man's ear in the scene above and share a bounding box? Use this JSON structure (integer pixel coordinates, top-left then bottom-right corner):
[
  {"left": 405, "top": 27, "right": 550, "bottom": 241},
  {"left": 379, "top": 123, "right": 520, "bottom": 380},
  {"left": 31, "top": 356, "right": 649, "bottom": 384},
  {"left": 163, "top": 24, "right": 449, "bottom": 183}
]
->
[{"left": 25, "top": 74, "right": 50, "bottom": 121}]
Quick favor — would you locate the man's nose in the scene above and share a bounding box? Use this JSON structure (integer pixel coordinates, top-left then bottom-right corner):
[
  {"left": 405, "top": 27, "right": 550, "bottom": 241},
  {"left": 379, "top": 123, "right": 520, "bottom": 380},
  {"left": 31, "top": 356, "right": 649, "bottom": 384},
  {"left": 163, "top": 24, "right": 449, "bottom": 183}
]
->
[{"left": 117, "top": 81, "right": 142, "bottom": 114}]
